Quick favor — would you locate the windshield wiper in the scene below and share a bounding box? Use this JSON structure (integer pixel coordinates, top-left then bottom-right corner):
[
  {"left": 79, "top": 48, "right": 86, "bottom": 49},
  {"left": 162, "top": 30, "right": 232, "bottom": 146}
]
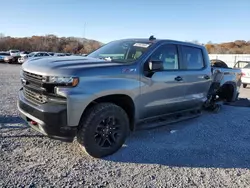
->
[
  {"left": 98, "top": 57, "right": 112, "bottom": 61},
  {"left": 111, "top": 59, "right": 128, "bottom": 63},
  {"left": 98, "top": 56, "right": 127, "bottom": 63}
]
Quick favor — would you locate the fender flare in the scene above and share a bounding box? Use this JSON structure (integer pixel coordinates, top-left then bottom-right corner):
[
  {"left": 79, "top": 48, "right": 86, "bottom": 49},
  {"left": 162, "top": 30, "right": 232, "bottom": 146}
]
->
[{"left": 220, "top": 81, "right": 238, "bottom": 102}]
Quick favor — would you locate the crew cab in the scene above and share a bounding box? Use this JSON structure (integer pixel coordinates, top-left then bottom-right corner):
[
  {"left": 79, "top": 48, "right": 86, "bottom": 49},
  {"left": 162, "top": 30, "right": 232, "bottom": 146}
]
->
[{"left": 17, "top": 37, "right": 241, "bottom": 158}]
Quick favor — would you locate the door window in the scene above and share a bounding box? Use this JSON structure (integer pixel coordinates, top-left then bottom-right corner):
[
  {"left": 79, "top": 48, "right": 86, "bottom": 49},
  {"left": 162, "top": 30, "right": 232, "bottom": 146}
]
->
[
  {"left": 150, "top": 44, "right": 179, "bottom": 70},
  {"left": 182, "top": 46, "right": 205, "bottom": 70}
]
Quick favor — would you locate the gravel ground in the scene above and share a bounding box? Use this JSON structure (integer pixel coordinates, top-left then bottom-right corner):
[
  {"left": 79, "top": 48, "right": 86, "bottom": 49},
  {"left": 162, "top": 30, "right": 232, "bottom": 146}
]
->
[{"left": 1, "top": 64, "right": 250, "bottom": 188}]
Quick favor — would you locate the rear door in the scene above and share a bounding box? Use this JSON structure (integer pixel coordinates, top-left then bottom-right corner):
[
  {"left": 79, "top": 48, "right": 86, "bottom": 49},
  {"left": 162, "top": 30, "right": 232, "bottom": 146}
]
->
[
  {"left": 138, "top": 43, "right": 187, "bottom": 119},
  {"left": 179, "top": 45, "right": 211, "bottom": 108}
]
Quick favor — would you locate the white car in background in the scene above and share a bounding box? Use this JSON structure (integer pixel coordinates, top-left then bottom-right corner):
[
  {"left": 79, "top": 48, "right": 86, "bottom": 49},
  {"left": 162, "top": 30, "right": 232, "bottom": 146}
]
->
[
  {"left": 19, "top": 51, "right": 51, "bottom": 63},
  {"left": 9, "top": 49, "right": 20, "bottom": 56},
  {"left": 233, "top": 61, "right": 250, "bottom": 88}
]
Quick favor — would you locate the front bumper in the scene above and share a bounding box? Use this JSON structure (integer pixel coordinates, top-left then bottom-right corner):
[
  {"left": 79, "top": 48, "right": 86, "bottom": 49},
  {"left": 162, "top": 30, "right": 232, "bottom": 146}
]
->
[
  {"left": 4, "top": 59, "right": 12, "bottom": 63},
  {"left": 17, "top": 89, "right": 77, "bottom": 142}
]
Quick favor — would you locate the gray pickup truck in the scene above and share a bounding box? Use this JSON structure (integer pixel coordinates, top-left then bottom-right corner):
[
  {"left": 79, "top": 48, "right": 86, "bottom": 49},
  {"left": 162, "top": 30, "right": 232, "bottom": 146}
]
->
[{"left": 17, "top": 37, "right": 241, "bottom": 158}]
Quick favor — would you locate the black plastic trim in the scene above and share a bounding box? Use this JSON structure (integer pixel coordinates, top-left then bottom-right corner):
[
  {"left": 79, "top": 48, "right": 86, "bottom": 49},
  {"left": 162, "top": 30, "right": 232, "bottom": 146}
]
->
[{"left": 18, "top": 89, "right": 76, "bottom": 142}]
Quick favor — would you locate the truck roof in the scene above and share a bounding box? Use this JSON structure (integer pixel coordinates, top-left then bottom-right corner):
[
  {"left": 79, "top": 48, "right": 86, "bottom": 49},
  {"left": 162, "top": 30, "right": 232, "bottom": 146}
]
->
[{"left": 116, "top": 38, "right": 204, "bottom": 48}]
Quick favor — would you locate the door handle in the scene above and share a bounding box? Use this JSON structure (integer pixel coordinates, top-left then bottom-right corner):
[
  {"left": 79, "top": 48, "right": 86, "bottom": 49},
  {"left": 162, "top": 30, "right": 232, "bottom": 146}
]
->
[
  {"left": 203, "top": 75, "right": 210, "bottom": 80},
  {"left": 175, "top": 76, "right": 183, "bottom": 81}
]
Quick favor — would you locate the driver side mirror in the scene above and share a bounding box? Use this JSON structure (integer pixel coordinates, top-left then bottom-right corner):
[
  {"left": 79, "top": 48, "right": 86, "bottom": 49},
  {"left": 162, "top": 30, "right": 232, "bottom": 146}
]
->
[{"left": 148, "top": 60, "right": 164, "bottom": 71}]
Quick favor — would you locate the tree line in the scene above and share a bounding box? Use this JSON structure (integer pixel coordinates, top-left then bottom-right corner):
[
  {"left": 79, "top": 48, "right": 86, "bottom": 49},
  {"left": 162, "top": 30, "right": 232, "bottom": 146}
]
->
[
  {"left": 205, "top": 40, "right": 250, "bottom": 54},
  {"left": 0, "top": 34, "right": 102, "bottom": 54},
  {"left": 0, "top": 34, "right": 250, "bottom": 54},
  {"left": 190, "top": 40, "right": 250, "bottom": 54}
]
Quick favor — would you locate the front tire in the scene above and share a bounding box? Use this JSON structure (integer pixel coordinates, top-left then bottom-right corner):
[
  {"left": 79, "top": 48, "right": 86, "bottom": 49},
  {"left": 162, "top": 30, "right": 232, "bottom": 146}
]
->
[
  {"left": 243, "top": 84, "right": 247, "bottom": 88},
  {"left": 77, "top": 103, "right": 129, "bottom": 158}
]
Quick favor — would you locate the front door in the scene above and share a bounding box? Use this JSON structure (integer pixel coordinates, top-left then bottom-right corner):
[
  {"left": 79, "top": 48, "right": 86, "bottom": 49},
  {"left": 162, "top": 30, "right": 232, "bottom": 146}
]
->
[{"left": 138, "top": 43, "right": 187, "bottom": 120}]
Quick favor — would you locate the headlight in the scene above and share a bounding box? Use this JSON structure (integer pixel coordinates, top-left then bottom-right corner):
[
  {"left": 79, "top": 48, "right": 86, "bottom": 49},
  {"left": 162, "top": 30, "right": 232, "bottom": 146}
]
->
[{"left": 46, "top": 76, "right": 79, "bottom": 87}]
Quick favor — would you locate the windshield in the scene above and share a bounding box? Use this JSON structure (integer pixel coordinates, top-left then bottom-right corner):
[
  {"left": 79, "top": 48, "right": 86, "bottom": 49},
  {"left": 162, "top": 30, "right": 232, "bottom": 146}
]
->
[
  {"left": 10, "top": 50, "right": 19, "bottom": 53},
  {"left": 243, "top": 63, "right": 250, "bottom": 69},
  {"left": 0, "top": 52, "right": 9, "bottom": 56},
  {"left": 87, "top": 40, "right": 152, "bottom": 63},
  {"left": 28, "top": 52, "right": 36, "bottom": 57},
  {"left": 234, "top": 61, "right": 250, "bottom": 68}
]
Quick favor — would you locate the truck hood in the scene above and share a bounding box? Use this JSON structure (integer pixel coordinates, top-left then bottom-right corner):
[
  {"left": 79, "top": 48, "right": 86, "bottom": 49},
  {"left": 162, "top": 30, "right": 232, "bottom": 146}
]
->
[{"left": 21, "top": 56, "right": 123, "bottom": 76}]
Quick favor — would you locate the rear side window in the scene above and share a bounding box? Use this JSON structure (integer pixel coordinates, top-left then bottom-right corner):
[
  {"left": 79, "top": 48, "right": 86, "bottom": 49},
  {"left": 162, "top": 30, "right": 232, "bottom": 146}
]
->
[{"left": 182, "top": 46, "right": 205, "bottom": 70}]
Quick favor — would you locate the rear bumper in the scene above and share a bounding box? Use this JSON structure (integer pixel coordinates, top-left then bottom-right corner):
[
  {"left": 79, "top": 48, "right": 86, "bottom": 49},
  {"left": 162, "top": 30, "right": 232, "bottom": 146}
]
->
[
  {"left": 241, "top": 77, "right": 250, "bottom": 84},
  {"left": 17, "top": 89, "right": 77, "bottom": 142}
]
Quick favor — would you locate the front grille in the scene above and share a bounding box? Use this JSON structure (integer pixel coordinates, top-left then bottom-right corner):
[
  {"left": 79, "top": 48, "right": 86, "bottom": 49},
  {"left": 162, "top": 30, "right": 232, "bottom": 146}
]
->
[
  {"left": 23, "top": 71, "right": 44, "bottom": 84},
  {"left": 24, "top": 87, "right": 47, "bottom": 104}
]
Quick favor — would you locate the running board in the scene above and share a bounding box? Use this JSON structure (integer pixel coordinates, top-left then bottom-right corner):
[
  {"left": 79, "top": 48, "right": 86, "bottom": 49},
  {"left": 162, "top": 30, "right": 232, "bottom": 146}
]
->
[{"left": 136, "top": 108, "right": 202, "bottom": 130}]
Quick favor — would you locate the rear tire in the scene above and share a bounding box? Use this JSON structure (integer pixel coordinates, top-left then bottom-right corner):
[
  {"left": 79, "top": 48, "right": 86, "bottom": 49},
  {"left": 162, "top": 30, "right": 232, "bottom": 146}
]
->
[
  {"left": 243, "top": 84, "right": 247, "bottom": 88},
  {"left": 77, "top": 103, "right": 129, "bottom": 158}
]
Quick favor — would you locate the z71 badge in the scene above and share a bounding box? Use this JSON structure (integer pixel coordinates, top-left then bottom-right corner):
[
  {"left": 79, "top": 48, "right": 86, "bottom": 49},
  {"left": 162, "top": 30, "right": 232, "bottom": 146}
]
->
[{"left": 122, "top": 68, "right": 137, "bottom": 73}]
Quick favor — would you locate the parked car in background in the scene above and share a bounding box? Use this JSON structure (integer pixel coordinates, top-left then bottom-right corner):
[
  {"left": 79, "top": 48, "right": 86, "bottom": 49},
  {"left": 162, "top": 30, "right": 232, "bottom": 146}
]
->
[
  {"left": 0, "top": 52, "right": 10, "bottom": 63},
  {"left": 19, "top": 51, "right": 51, "bottom": 64},
  {"left": 28, "top": 52, "right": 51, "bottom": 58},
  {"left": 54, "top": 53, "right": 66, "bottom": 56},
  {"left": 233, "top": 61, "right": 250, "bottom": 88},
  {"left": 20, "top": 51, "right": 30, "bottom": 55},
  {"left": 4, "top": 54, "right": 18, "bottom": 63},
  {"left": 233, "top": 60, "right": 250, "bottom": 69},
  {"left": 18, "top": 51, "right": 31, "bottom": 63},
  {"left": 3, "top": 49, "right": 21, "bottom": 63},
  {"left": 48, "top": 52, "right": 55, "bottom": 56},
  {"left": 9, "top": 49, "right": 20, "bottom": 56}
]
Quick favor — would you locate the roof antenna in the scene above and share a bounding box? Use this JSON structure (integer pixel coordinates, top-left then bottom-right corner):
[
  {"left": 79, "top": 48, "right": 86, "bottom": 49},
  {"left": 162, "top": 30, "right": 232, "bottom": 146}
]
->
[{"left": 149, "top": 35, "right": 156, "bottom": 41}]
